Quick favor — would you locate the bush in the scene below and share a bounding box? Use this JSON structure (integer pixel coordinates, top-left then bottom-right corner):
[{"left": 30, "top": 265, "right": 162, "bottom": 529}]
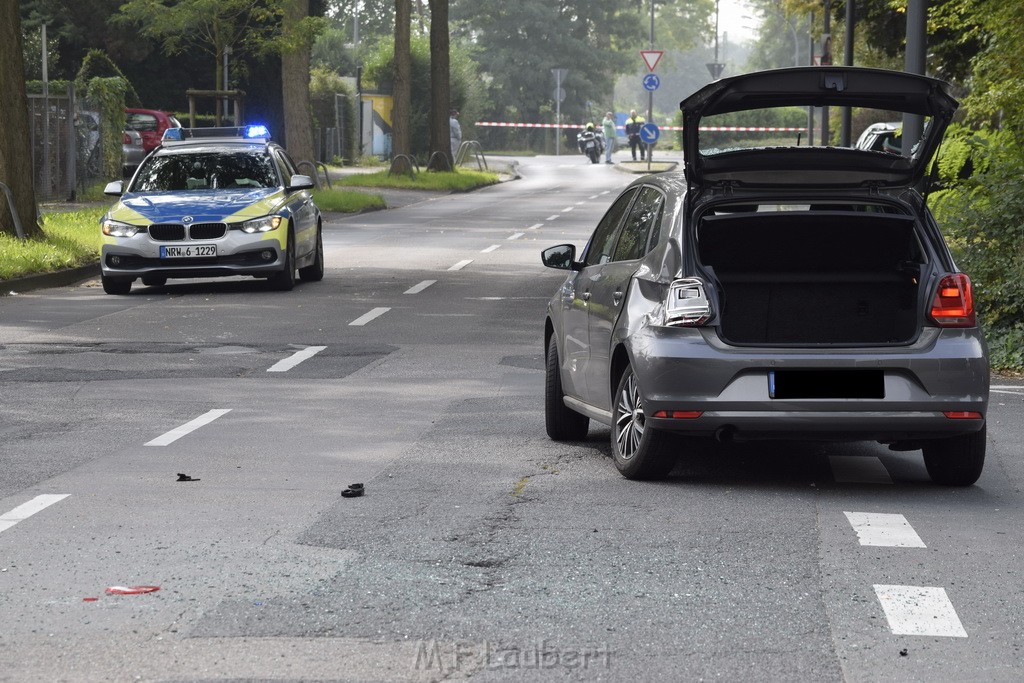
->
[{"left": 930, "top": 128, "right": 1024, "bottom": 335}]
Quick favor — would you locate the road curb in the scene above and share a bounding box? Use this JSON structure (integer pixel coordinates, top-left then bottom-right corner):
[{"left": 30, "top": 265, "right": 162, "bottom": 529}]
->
[{"left": 1, "top": 263, "right": 99, "bottom": 296}]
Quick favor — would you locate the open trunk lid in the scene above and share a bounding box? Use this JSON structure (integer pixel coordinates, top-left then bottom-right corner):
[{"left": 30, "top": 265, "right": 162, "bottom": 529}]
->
[{"left": 680, "top": 67, "right": 958, "bottom": 192}]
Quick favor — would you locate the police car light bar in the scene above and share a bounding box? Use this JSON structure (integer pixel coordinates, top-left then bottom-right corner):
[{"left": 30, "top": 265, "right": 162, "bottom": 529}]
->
[{"left": 161, "top": 125, "right": 271, "bottom": 143}]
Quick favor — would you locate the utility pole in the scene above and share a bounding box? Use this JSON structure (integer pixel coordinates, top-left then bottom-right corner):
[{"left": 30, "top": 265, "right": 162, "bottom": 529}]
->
[
  {"left": 840, "top": 0, "right": 854, "bottom": 146},
  {"left": 821, "top": 0, "right": 831, "bottom": 146},
  {"left": 903, "top": 0, "right": 927, "bottom": 158},
  {"left": 807, "top": 12, "right": 815, "bottom": 146},
  {"left": 648, "top": 0, "right": 655, "bottom": 164}
]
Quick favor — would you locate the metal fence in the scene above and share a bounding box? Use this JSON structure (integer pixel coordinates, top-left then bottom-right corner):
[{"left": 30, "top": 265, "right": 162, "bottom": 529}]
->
[
  {"left": 28, "top": 86, "right": 107, "bottom": 202},
  {"left": 314, "top": 126, "right": 343, "bottom": 164}
]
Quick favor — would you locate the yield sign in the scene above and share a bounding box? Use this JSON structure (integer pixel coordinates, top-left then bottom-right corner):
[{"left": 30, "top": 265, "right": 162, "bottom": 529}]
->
[{"left": 640, "top": 50, "right": 664, "bottom": 72}]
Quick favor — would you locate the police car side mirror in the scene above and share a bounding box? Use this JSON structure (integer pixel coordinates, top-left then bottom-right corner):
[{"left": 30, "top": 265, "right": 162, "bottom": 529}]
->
[
  {"left": 287, "top": 174, "right": 315, "bottom": 191},
  {"left": 104, "top": 181, "right": 124, "bottom": 196}
]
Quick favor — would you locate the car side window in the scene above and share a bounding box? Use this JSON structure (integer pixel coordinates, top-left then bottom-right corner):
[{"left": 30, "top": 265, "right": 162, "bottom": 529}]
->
[
  {"left": 584, "top": 189, "right": 638, "bottom": 267},
  {"left": 275, "top": 150, "right": 299, "bottom": 184},
  {"left": 612, "top": 186, "right": 665, "bottom": 262}
]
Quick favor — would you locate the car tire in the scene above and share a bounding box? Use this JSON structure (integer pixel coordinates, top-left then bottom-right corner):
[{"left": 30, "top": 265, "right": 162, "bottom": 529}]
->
[
  {"left": 298, "top": 225, "right": 324, "bottom": 282},
  {"left": 101, "top": 275, "right": 132, "bottom": 295},
  {"left": 141, "top": 275, "right": 167, "bottom": 287},
  {"left": 922, "top": 425, "right": 986, "bottom": 486},
  {"left": 545, "top": 336, "right": 590, "bottom": 441},
  {"left": 269, "top": 231, "right": 296, "bottom": 291},
  {"left": 611, "top": 365, "right": 675, "bottom": 480}
]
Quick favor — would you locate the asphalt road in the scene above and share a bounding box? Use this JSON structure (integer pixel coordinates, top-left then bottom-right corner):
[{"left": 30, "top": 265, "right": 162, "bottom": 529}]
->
[{"left": 1, "top": 153, "right": 1022, "bottom": 682}]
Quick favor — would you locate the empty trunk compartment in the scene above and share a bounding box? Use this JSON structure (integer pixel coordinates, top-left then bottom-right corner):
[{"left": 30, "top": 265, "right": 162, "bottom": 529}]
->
[{"left": 696, "top": 211, "right": 924, "bottom": 345}]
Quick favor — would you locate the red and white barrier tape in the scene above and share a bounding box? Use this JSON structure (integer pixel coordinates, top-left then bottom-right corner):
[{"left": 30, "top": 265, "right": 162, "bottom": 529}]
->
[{"left": 475, "top": 122, "right": 807, "bottom": 132}]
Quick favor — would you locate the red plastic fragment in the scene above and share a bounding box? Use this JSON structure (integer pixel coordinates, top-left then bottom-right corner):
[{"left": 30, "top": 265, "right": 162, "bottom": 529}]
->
[
  {"left": 83, "top": 597, "right": 99, "bottom": 602},
  {"left": 105, "top": 585, "right": 160, "bottom": 595}
]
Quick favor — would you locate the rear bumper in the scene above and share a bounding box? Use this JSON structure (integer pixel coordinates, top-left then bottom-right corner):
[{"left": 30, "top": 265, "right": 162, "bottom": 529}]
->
[{"left": 631, "top": 325, "right": 989, "bottom": 441}]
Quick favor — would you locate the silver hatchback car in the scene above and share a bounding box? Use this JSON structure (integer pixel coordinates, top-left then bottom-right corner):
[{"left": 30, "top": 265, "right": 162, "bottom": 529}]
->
[{"left": 542, "top": 67, "right": 988, "bottom": 485}]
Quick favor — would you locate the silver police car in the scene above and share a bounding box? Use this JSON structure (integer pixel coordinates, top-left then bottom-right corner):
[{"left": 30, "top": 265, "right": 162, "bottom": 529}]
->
[
  {"left": 542, "top": 67, "right": 989, "bottom": 485},
  {"left": 101, "top": 125, "right": 323, "bottom": 294}
]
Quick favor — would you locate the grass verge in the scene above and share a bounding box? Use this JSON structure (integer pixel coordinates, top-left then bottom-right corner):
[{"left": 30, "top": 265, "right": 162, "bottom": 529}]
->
[
  {"left": 311, "top": 188, "right": 386, "bottom": 213},
  {"left": 334, "top": 168, "right": 500, "bottom": 192},
  {"left": 0, "top": 208, "right": 105, "bottom": 281}
]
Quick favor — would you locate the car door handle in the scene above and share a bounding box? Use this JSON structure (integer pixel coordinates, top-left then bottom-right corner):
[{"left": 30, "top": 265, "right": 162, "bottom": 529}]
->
[{"left": 612, "top": 290, "right": 623, "bottom": 306}]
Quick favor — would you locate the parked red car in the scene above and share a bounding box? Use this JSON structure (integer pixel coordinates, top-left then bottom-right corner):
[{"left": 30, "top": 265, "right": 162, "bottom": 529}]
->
[{"left": 124, "top": 108, "right": 182, "bottom": 153}]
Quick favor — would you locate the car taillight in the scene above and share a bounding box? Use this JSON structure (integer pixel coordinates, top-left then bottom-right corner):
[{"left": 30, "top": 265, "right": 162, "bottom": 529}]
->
[
  {"left": 122, "top": 133, "right": 131, "bottom": 145},
  {"left": 665, "top": 278, "right": 712, "bottom": 326},
  {"left": 929, "top": 273, "right": 976, "bottom": 328}
]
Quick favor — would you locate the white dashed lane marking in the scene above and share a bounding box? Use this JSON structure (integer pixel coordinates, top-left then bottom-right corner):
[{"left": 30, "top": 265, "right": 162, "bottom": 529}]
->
[
  {"left": 829, "top": 455, "right": 893, "bottom": 484},
  {"left": 588, "top": 195, "right": 600, "bottom": 199},
  {"left": 267, "top": 346, "right": 326, "bottom": 373},
  {"left": 350, "top": 307, "right": 390, "bottom": 326},
  {"left": 561, "top": 206, "right": 574, "bottom": 213},
  {"left": 481, "top": 245, "right": 501, "bottom": 253},
  {"left": 873, "top": 585, "right": 968, "bottom": 637},
  {"left": 546, "top": 215, "right": 559, "bottom": 221},
  {"left": 145, "top": 409, "right": 232, "bottom": 446},
  {"left": 527, "top": 223, "right": 542, "bottom": 230},
  {"left": 448, "top": 259, "right": 473, "bottom": 271},
  {"left": 405, "top": 280, "right": 436, "bottom": 294},
  {"left": 991, "top": 385, "right": 1024, "bottom": 396},
  {"left": 844, "top": 512, "right": 926, "bottom": 547},
  {"left": 0, "top": 495, "right": 69, "bottom": 534},
  {"left": 507, "top": 232, "right": 524, "bottom": 241}
]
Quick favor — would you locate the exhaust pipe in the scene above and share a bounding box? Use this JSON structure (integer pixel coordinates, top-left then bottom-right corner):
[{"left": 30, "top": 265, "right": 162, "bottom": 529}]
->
[{"left": 714, "top": 426, "right": 735, "bottom": 444}]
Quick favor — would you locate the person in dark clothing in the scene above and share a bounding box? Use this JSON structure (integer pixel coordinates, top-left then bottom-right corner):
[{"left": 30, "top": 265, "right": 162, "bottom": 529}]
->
[{"left": 625, "top": 109, "right": 646, "bottom": 161}]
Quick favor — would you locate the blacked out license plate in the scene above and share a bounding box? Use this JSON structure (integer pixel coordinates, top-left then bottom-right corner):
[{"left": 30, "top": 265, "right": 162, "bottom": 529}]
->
[{"left": 769, "top": 369, "right": 884, "bottom": 399}]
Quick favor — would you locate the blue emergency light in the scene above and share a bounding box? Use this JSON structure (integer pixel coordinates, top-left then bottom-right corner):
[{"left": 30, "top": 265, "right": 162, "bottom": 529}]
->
[
  {"left": 245, "top": 124, "right": 271, "bottom": 139},
  {"left": 161, "top": 125, "right": 271, "bottom": 143}
]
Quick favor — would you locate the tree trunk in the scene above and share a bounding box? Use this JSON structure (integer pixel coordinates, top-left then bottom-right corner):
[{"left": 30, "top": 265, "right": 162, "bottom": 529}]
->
[
  {"left": 0, "top": 1, "right": 41, "bottom": 238},
  {"left": 281, "top": 0, "right": 315, "bottom": 165},
  {"left": 392, "top": 0, "right": 412, "bottom": 158},
  {"left": 427, "top": 0, "right": 451, "bottom": 170}
]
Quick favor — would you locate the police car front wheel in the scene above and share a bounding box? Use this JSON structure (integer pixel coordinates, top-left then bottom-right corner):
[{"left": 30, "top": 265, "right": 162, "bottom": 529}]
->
[{"left": 269, "top": 231, "right": 296, "bottom": 291}]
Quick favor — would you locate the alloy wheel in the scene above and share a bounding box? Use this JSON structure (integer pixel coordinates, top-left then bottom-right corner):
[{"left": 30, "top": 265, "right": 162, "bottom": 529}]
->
[{"left": 615, "top": 371, "right": 645, "bottom": 460}]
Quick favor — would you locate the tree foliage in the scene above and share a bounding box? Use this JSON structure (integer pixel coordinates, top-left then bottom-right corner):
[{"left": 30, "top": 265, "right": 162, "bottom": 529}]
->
[
  {"left": 113, "top": 0, "right": 280, "bottom": 111},
  {"left": 450, "top": 0, "right": 647, "bottom": 125}
]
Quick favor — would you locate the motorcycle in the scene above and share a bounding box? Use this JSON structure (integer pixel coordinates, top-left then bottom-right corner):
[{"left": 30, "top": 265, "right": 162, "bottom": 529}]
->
[{"left": 576, "top": 129, "right": 604, "bottom": 164}]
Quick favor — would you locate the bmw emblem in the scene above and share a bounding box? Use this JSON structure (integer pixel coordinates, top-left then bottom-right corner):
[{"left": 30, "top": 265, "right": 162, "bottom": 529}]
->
[{"left": 182, "top": 216, "right": 194, "bottom": 223}]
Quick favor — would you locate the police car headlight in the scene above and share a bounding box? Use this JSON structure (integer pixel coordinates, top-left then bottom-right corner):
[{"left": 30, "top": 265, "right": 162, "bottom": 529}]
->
[
  {"left": 241, "top": 216, "right": 282, "bottom": 233},
  {"left": 102, "top": 219, "right": 142, "bottom": 238}
]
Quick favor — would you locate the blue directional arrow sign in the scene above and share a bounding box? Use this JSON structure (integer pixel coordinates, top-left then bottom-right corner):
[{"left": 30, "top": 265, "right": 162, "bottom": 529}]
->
[
  {"left": 642, "top": 74, "right": 660, "bottom": 91},
  {"left": 639, "top": 123, "right": 660, "bottom": 144}
]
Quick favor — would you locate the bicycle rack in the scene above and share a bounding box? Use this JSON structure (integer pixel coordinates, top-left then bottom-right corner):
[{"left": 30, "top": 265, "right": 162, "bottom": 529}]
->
[
  {"left": 388, "top": 154, "right": 420, "bottom": 178},
  {"left": 0, "top": 182, "right": 27, "bottom": 240},
  {"left": 455, "top": 141, "right": 488, "bottom": 171},
  {"left": 426, "top": 151, "right": 452, "bottom": 172}
]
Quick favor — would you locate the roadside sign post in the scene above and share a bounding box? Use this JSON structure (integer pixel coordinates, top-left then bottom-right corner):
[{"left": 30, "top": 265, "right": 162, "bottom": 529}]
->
[
  {"left": 551, "top": 68, "right": 568, "bottom": 156},
  {"left": 640, "top": 50, "right": 663, "bottom": 164},
  {"left": 640, "top": 123, "right": 660, "bottom": 171}
]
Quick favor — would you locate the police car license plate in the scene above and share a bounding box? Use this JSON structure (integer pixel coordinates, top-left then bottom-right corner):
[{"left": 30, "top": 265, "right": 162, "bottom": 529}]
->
[{"left": 160, "top": 244, "right": 217, "bottom": 258}]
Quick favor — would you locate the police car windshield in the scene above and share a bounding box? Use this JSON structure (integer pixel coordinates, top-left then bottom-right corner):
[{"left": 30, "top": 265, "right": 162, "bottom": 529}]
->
[{"left": 131, "top": 149, "right": 278, "bottom": 192}]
